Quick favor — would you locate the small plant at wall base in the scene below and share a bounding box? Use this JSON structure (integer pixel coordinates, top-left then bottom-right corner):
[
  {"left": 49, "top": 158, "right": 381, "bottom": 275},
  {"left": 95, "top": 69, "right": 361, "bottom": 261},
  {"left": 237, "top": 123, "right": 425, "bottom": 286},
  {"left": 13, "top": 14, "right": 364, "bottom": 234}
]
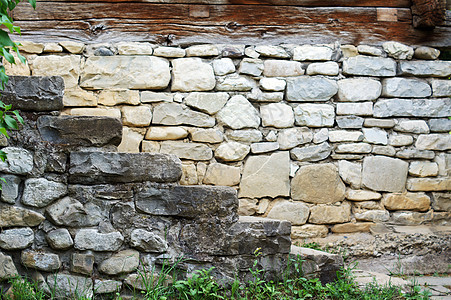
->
[{"left": 0, "top": 0, "right": 35, "bottom": 189}]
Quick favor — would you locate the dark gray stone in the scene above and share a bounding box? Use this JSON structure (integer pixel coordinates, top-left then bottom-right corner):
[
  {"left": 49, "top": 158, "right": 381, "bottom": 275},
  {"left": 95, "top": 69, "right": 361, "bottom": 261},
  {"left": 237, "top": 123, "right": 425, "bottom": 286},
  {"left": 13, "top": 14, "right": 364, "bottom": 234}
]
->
[
  {"left": 396, "top": 149, "right": 435, "bottom": 159},
  {"left": 136, "top": 184, "right": 238, "bottom": 222},
  {"left": 69, "top": 152, "right": 182, "bottom": 184},
  {"left": 37, "top": 116, "right": 122, "bottom": 147},
  {"left": 74, "top": 229, "right": 124, "bottom": 251},
  {"left": 0, "top": 227, "right": 34, "bottom": 250},
  {"left": 21, "top": 250, "right": 61, "bottom": 272},
  {"left": 46, "top": 197, "right": 102, "bottom": 227},
  {"left": 428, "top": 119, "right": 451, "bottom": 133},
  {"left": 130, "top": 229, "right": 168, "bottom": 253},
  {"left": 1, "top": 76, "right": 64, "bottom": 111},
  {"left": 0, "top": 174, "right": 20, "bottom": 204},
  {"left": 46, "top": 228, "right": 73, "bottom": 250},
  {"left": 46, "top": 274, "right": 93, "bottom": 299}
]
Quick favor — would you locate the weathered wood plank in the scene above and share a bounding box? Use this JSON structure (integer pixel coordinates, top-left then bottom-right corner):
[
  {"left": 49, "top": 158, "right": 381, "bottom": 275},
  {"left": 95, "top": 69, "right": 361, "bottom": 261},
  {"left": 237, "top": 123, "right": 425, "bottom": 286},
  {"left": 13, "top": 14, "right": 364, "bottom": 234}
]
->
[
  {"left": 34, "top": 0, "right": 412, "bottom": 8},
  {"left": 11, "top": 20, "right": 451, "bottom": 48},
  {"left": 13, "top": 2, "right": 413, "bottom": 26}
]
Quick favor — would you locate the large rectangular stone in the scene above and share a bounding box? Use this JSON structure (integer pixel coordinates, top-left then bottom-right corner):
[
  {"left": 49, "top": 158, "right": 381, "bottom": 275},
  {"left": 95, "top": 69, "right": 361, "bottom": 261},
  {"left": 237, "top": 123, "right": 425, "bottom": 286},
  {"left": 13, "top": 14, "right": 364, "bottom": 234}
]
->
[
  {"left": 343, "top": 56, "right": 396, "bottom": 77},
  {"left": 1, "top": 76, "right": 64, "bottom": 111},
  {"left": 373, "top": 99, "right": 451, "bottom": 118},
  {"left": 399, "top": 61, "right": 451, "bottom": 77},
  {"left": 69, "top": 152, "right": 182, "bottom": 184}
]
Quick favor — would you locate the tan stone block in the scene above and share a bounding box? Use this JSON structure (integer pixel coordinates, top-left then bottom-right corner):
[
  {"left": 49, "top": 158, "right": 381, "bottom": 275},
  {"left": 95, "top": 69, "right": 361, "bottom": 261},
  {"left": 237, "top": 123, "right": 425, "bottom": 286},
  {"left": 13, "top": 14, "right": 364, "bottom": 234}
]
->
[
  {"left": 98, "top": 90, "right": 140, "bottom": 106},
  {"left": 238, "top": 198, "right": 258, "bottom": 216},
  {"left": 354, "top": 209, "right": 389, "bottom": 222},
  {"left": 291, "top": 224, "right": 329, "bottom": 239},
  {"left": 117, "top": 127, "right": 145, "bottom": 153},
  {"left": 67, "top": 107, "right": 121, "bottom": 119},
  {"left": 203, "top": 163, "right": 240, "bottom": 186},
  {"left": 63, "top": 88, "right": 98, "bottom": 107},
  {"left": 197, "top": 162, "right": 207, "bottom": 184},
  {"left": 3, "top": 53, "right": 30, "bottom": 76},
  {"left": 292, "top": 164, "right": 346, "bottom": 204},
  {"left": 159, "top": 141, "right": 212, "bottom": 161},
  {"left": 117, "top": 42, "right": 153, "bottom": 55},
  {"left": 18, "top": 41, "right": 44, "bottom": 54},
  {"left": 141, "top": 141, "right": 160, "bottom": 153},
  {"left": 309, "top": 202, "right": 351, "bottom": 224},
  {"left": 346, "top": 189, "right": 382, "bottom": 201},
  {"left": 340, "top": 45, "right": 359, "bottom": 58},
  {"left": 331, "top": 222, "right": 375, "bottom": 233},
  {"left": 353, "top": 201, "right": 383, "bottom": 210},
  {"left": 180, "top": 163, "right": 198, "bottom": 185},
  {"left": 408, "top": 161, "right": 439, "bottom": 177},
  {"left": 257, "top": 198, "right": 270, "bottom": 214},
  {"left": 59, "top": 41, "right": 85, "bottom": 54},
  {"left": 31, "top": 55, "right": 81, "bottom": 89},
  {"left": 267, "top": 200, "right": 310, "bottom": 225},
  {"left": 121, "top": 106, "right": 152, "bottom": 127},
  {"left": 382, "top": 192, "right": 431, "bottom": 212},
  {"left": 190, "top": 128, "right": 223, "bottom": 143},
  {"left": 145, "top": 127, "right": 188, "bottom": 141},
  {"left": 44, "top": 43, "right": 63, "bottom": 53},
  {"left": 407, "top": 178, "right": 451, "bottom": 192}
]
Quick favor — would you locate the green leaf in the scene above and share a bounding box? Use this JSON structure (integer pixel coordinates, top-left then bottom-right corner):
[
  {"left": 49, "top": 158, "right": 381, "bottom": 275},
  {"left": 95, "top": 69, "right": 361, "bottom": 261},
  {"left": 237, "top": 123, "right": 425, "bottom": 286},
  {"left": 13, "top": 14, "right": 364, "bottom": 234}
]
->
[
  {"left": 0, "top": 126, "right": 9, "bottom": 138},
  {"left": 12, "top": 110, "right": 23, "bottom": 124},
  {"left": 28, "top": 0, "right": 36, "bottom": 9},
  {"left": 2, "top": 47, "right": 14, "bottom": 63},
  {"left": 0, "top": 29, "right": 15, "bottom": 48},
  {"left": 4, "top": 114, "right": 18, "bottom": 129},
  {"left": 0, "top": 149, "right": 7, "bottom": 161}
]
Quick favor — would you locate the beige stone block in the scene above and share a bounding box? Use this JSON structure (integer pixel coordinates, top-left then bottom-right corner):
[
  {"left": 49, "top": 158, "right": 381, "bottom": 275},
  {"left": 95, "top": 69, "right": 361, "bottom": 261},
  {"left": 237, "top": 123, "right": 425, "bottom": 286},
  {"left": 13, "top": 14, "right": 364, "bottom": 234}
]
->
[
  {"left": 160, "top": 141, "right": 212, "bottom": 161},
  {"left": 292, "top": 164, "right": 346, "bottom": 204},
  {"left": 431, "top": 193, "right": 450, "bottom": 212},
  {"left": 267, "top": 200, "right": 309, "bottom": 225},
  {"left": 215, "top": 142, "right": 250, "bottom": 162},
  {"left": 353, "top": 201, "right": 383, "bottom": 210},
  {"left": 190, "top": 128, "right": 223, "bottom": 144},
  {"left": 121, "top": 106, "right": 152, "bottom": 127},
  {"left": 291, "top": 224, "right": 329, "bottom": 239},
  {"left": 196, "top": 162, "right": 207, "bottom": 184},
  {"left": 238, "top": 198, "right": 258, "bottom": 216},
  {"left": 117, "top": 42, "right": 153, "bottom": 55},
  {"left": 67, "top": 107, "right": 121, "bottom": 119},
  {"left": 117, "top": 127, "right": 145, "bottom": 153},
  {"left": 406, "top": 178, "right": 451, "bottom": 192},
  {"left": 345, "top": 189, "right": 382, "bottom": 201},
  {"left": 146, "top": 127, "right": 188, "bottom": 141},
  {"left": 59, "top": 41, "right": 85, "bottom": 54},
  {"left": 141, "top": 141, "right": 160, "bottom": 153},
  {"left": 309, "top": 202, "right": 351, "bottom": 224},
  {"left": 3, "top": 53, "right": 30, "bottom": 76},
  {"left": 331, "top": 222, "right": 375, "bottom": 233},
  {"left": 153, "top": 46, "right": 185, "bottom": 58},
  {"left": 180, "top": 163, "right": 198, "bottom": 185},
  {"left": 203, "top": 163, "right": 240, "bottom": 186},
  {"left": 408, "top": 161, "right": 439, "bottom": 177},
  {"left": 263, "top": 60, "right": 304, "bottom": 77},
  {"left": 171, "top": 58, "right": 215, "bottom": 92},
  {"left": 31, "top": 55, "right": 81, "bottom": 89},
  {"left": 98, "top": 90, "right": 140, "bottom": 106},
  {"left": 382, "top": 192, "right": 430, "bottom": 212},
  {"left": 63, "top": 88, "right": 98, "bottom": 107},
  {"left": 141, "top": 91, "right": 173, "bottom": 103},
  {"left": 354, "top": 209, "right": 389, "bottom": 222},
  {"left": 239, "top": 151, "right": 290, "bottom": 198},
  {"left": 44, "top": 43, "right": 63, "bottom": 53},
  {"left": 362, "top": 156, "right": 408, "bottom": 193},
  {"left": 257, "top": 198, "right": 270, "bottom": 214},
  {"left": 186, "top": 45, "right": 219, "bottom": 57},
  {"left": 18, "top": 41, "right": 44, "bottom": 54},
  {"left": 340, "top": 45, "right": 358, "bottom": 58}
]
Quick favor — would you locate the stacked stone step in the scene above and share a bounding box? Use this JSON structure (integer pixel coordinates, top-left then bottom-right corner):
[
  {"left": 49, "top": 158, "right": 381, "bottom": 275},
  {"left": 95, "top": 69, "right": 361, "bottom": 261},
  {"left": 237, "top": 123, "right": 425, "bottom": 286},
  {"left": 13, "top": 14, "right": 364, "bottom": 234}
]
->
[{"left": 0, "top": 76, "right": 295, "bottom": 297}]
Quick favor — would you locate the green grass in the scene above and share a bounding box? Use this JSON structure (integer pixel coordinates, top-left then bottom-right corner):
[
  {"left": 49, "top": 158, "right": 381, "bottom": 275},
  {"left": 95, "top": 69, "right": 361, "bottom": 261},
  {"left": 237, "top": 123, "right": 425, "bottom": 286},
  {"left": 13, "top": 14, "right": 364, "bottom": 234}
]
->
[{"left": 1, "top": 254, "right": 432, "bottom": 300}]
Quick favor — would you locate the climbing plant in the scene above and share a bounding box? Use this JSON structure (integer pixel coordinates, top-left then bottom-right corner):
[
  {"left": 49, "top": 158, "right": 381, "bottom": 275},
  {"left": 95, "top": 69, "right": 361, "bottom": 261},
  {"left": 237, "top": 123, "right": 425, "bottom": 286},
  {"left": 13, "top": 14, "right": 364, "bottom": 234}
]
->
[{"left": 0, "top": 0, "right": 36, "bottom": 189}]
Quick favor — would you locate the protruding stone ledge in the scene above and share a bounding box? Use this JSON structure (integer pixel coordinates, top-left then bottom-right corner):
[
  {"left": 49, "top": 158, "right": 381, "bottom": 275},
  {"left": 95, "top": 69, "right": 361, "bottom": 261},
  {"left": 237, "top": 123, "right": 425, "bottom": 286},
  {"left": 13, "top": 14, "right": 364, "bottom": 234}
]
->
[
  {"left": 69, "top": 152, "right": 182, "bottom": 184},
  {"left": 1, "top": 76, "right": 64, "bottom": 111},
  {"left": 37, "top": 115, "right": 122, "bottom": 147}
]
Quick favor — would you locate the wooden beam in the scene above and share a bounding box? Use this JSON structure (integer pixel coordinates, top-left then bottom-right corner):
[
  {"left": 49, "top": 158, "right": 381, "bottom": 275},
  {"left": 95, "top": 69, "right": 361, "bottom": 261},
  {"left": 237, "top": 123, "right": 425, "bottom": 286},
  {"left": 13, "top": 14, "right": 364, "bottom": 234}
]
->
[{"left": 411, "top": 0, "right": 446, "bottom": 28}]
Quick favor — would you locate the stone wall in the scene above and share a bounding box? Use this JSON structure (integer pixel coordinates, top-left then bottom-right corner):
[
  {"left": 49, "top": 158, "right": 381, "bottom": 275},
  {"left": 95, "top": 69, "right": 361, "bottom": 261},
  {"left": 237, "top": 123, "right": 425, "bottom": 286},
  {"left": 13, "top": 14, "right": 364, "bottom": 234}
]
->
[
  {"left": 5, "top": 40, "right": 451, "bottom": 246},
  {"left": 0, "top": 76, "right": 313, "bottom": 297}
]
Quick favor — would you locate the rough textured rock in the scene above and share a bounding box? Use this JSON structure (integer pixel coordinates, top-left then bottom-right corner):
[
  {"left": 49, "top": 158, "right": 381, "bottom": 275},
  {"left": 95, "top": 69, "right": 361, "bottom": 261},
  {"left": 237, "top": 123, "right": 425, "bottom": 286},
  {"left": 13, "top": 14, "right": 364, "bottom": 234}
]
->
[
  {"left": 239, "top": 58, "right": 264, "bottom": 76},
  {"left": 255, "top": 45, "right": 289, "bottom": 58},
  {"left": 335, "top": 143, "right": 372, "bottom": 154},
  {"left": 99, "top": 250, "right": 139, "bottom": 275},
  {"left": 250, "top": 142, "right": 279, "bottom": 154},
  {"left": 81, "top": 56, "right": 170, "bottom": 89},
  {"left": 292, "top": 164, "right": 346, "bottom": 204},
  {"left": 409, "top": 161, "right": 438, "bottom": 177},
  {"left": 429, "top": 119, "right": 451, "bottom": 132},
  {"left": 38, "top": 116, "right": 122, "bottom": 147},
  {"left": 286, "top": 76, "right": 338, "bottom": 102},
  {"left": 239, "top": 151, "right": 290, "bottom": 198},
  {"left": 260, "top": 78, "right": 286, "bottom": 91},
  {"left": 290, "top": 142, "right": 332, "bottom": 162},
  {"left": 227, "top": 129, "right": 262, "bottom": 142},
  {"left": 415, "top": 134, "right": 451, "bottom": 151},
  {"left": 122, "top": 105, "right": 152, "bottom": 127},
  {"left": 0, "top": 147, "right": 34, "bottom": 175},
  {"left": 203, "top": 163, "right": 241, "bottom": 186},
  {"left": 146, "top": 127, "right": 188, "bottom": 140},
  {"left": 394, "top": 120, "right": 429, "bottom": 134},
  {"left": 94, "top": 279, "right": 122, "bottom": 294},
  {"left": 71, "top": 253, "right": 94, "bottom": 275},
  {"left": 47, "top": 274, "right": 93, "bottom": 299},
  {"left": 46, "top": 197, "right": 102, "bottom": 227},
  {"left": 267, "top": 200, "right": 310, "bottom": 225},
  {"left": 364, "top": 118, "right": 396, "bottom": 128},
  {"left": 185, "top": 92, "right": 229, "bottom": 115},
  {"left": 0, "top": 205, "right": 45, "bottom": 227},
  {"left": 2, "top": 76, "right": 64, "bottom": 111},
  {"left": 338, "top": 160, "right": 362, "bottom": 189},
  {"left": 154, "top": 46, "right": 185, "bottom": 58},
  {"left": 329, "top": 130, "right": 364, "bottom": 142},
  {"left": 389, "top": 211, "right": 433, "bottom": 225},
  {"left": 117, "top": 42, "right": 153, "bottom": 55},
  {"left": 213, "top": 58, "right": 235, "bottom": 75},
  {"left": 117, "top": 127, "right": 145, "bottom": 153},
  {"left": 215, "top": 142, "right": 250, "bottom": 161},
  {"left": 21, "top": 178, "right": 67, "bottom": 208},
  {"left": 261, "top": 103, "right": 294, "bottom": 128},
  {"left": 0, "top": 253, "right": 18, "bottom": 279},
  {"left": 343, "top": 56, "right": 396, "bottom": 77},
  {"left": 432, "top": 79, "right": 451, "bottom": 97},
  {"left": 186, "top": 45, "right": 219, "bottom": 57},
  {"left": 277, "top": 127, "right": 313, "bottom": 150},
  {"left": 31, "top": 55, "right": 80, "bottom": 89},
  {"left": 130, "top": 229, "right": 168, "bottom": 253},
  {"left": 1, "top": 175, "right": 20, "bottom": 204},
  {"left": 309, "top": 203, "right": 351, "bottom": 224},
  {"left": 160, "top": 141, "right": 213, "bottom": 161},
  {"left": 190, "top": 128, "right": 223, "bottom": 143},
  {"left": 74, "top": 229, "right": 124, "bottom": 251},
  {"left": 291, "top": 225, "right": 329, "bottom": 239},
  {"left": 355, "top": 210, "right": 389, "bottom": 222},
  {"left": 263, "top": 60, "right": 304, "bottom": 77},
  {"left": 46, "top": 229, "right": 74, "bottom": 250},
  {"left": 337, "top": 115, "right": 364, "bottom": 128},
  {"left": 306, "top": 62, "right": 339, "bottom": 76},
  {"left": 216, "top": 75, "right": 254, "bottom": 91},
  {"left": 362, "top": 156, "right": 408, "bottom": 192},
  {"left": 382, "top": 193, "right": 430, "bottom": 211},
  {"left": 336, "top": 102, "right": 373, "bottom": 116},
  {"left": 337, "top": 78, "right": 382, "bottom": 101},
  {"left": 381, "top": 78, "right": 431, "bottom": 98},
  {"left": 357, "top": 45, "right": 383, "bottom": 56},
  {"left": 362, "top": 128, "right": 388, "bottom": 145},
  {"left": 431, "top": 193, "right": 450, "bottom": 212},
  {"left": 59, "top": 41, "right": 84, "bottom": 53},
  {"left": 153, "top": 103, "right": 215, "bottom": 127},
  {"left": 21, "top": 251, "right": 61, "bottom": 272},
  {"left": 389, "top": 134, "right": 414, "bottom": 146},
  {"left": 382, "top": 42, "right": 414, "bottom": 60},
  {"left": 331, "top": 222, "right": 374, "bottom": 233},
  {"left": 0, "top": 227, "right": 34, "bottom": 250},
  {"left": 396, "top": 149, "right": 435, "bottom": 160},
  {"left": 69, "top": 152, "right": 182, "bottom": 184},
  {"left": 399, "top": 61, "right": 451, "bottom": 77},
  {"left": 407, "top": 178, "right": 450, "bottom": 191},
  {"left": 293, "top": 45, "right": 333, "bottom": 61},
  {"left": 217, "top": 95, "right": 260, "bottom": 129},
  {"left": 294, "top": 104, "right": 334, "bottom": 127},
  {"left": 345, "top": 190, "right": 381, "bottom": 201}
]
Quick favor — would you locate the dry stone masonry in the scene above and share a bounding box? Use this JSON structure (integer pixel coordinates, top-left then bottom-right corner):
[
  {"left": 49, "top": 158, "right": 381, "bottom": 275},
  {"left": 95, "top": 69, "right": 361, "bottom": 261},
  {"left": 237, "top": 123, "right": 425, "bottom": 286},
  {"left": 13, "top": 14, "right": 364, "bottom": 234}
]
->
[{"left": 1, "top": 40, "right": 450, "bottom": 293}]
